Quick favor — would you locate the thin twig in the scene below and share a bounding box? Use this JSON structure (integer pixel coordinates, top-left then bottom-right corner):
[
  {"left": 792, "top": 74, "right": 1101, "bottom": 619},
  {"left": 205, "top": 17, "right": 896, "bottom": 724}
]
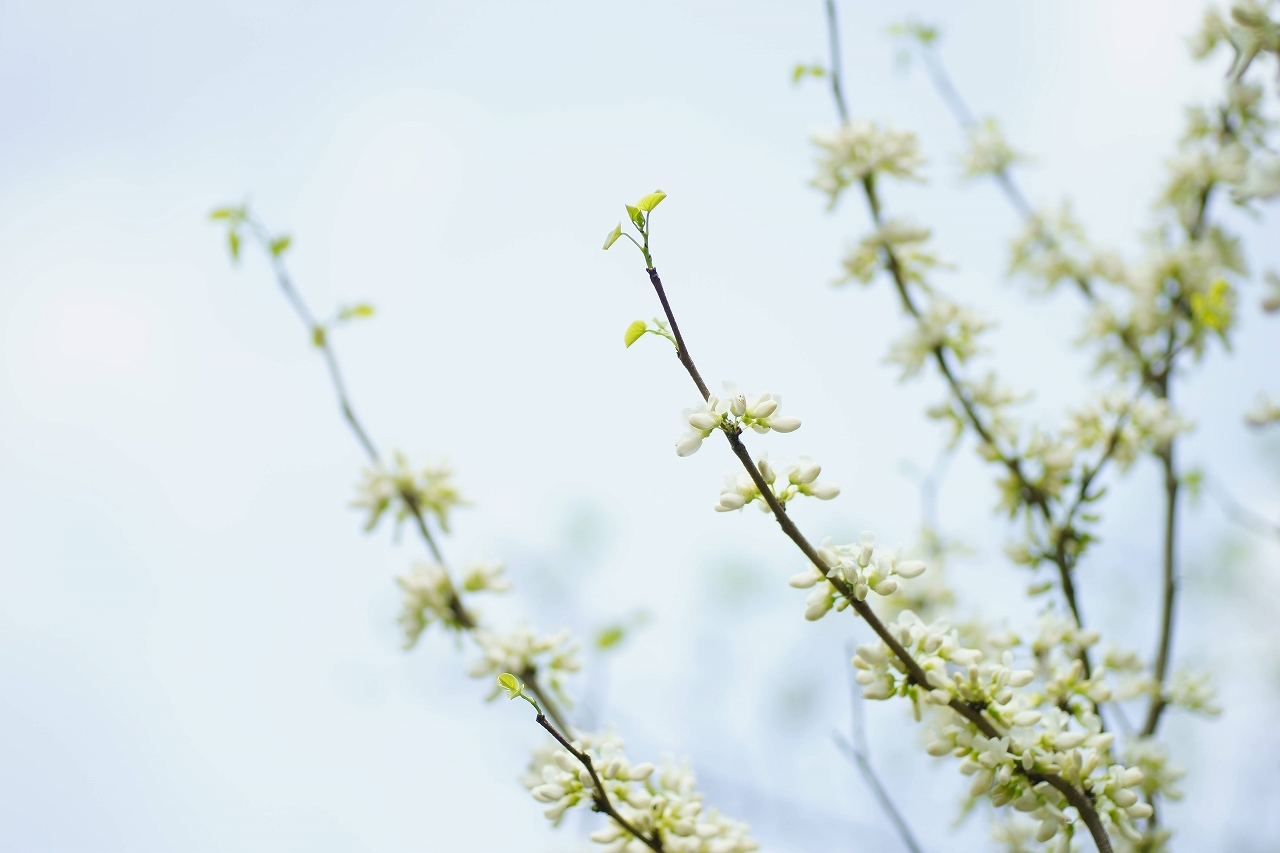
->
[{"left": 835, "top": 647, "right": 926, "bottom": 853}]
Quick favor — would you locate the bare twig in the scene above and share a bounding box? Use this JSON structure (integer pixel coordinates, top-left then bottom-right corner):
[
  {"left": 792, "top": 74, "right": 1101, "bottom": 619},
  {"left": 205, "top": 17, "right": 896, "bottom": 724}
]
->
[{"left": 835, "top": 647, "right": 926, "bottom": 853}]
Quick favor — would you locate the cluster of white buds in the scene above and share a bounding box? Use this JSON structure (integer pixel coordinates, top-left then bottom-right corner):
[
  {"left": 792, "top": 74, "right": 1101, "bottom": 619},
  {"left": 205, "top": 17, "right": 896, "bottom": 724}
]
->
[
  {"left": 1124, "top": 736, "right": 1186, "bottom": 802},
  {"left": 395, "top": 562, "right": 462, "bottom": 646},
  {"left": 846, "top": 612, "right": 1151, "bottom": 843},
  {"left": 839, "top": 218, "right": 948, "bottom": 286},
  {"left": 714, "top": 454, "right": 839, "bottom": 513},
  {"left": 675, "top": 387, "right": 800, "bottom": 457},
  {"left": 522, "top": 731, "right": 758, "bottom": 853},
  {"left": 469, "top": 627, "right": 580, "bottom": 700},
  {"left": 810, "top": 120, "right": 926, "bottom": 207},
  {"left": 1166, "top": 668, "right": 1223, "bottom": 716},
  {"left": 960, "top": 117, "right": 1025, "bottom": 179},
  {"left": 888, "top": 296, "right": 994, "bottom": 378},
  {"left": 1065, "top": 391, "right": 1193, "bottom": 471},
  {"left": 460, "top": 559, "right": 511, "bottom": 593},
  {"left": 352, "top": 451, "right": 467, "bottom": 534},
  {"left": 1007, "top": 202, "right": 1115, "bottom": 293},
  {"left": 988, "top": 429, "right": 1075, "bottom": 515},
  {"left": 789, "top": 532, "right": 925, "bottom": 621},
  {"left": 928, "top": 372, "right": 1027, "bottom": 448}
]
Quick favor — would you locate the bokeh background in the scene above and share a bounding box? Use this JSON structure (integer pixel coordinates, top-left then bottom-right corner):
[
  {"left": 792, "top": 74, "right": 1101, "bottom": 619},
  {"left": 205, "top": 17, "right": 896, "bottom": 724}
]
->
[{"left": 1, "top": 1, "right": 1278, "bottom": 850}]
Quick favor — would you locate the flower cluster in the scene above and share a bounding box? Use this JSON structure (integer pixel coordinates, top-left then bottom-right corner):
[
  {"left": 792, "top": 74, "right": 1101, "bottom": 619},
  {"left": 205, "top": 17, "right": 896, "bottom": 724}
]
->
[
  {"left": 396, "top": 562, "right": 463, "bottom": 646},
  {"left": 811, "top": 121, "right": 926, "bottom": 207},
  {"left": 522, "top": 731, "right": 758, "bottom": 853},
  {"left": 470, "top": 626, "right": 581, "bottom": 700},
  {"left": 353, "top": 451, "right": 467, "bottom": 534},
  {"left": 1064, "top": 392, "right": 1193, "bottom": 470},
  {"left": 1165, "top": 668, "right": 1222, "bottom": 716},
  {"left": 1007, "top": 202, "right": 1120, "bottom": 293},
  {"left": 714, "top": 454, "right": 839, "bottom": 513},
  {"left": 961, "top": 118, "right": 1025, "bottom": 179},
  {"left": 887, "top": 297, "right": 994, "bottom": 378},
  {"left": 850, "top": 611, "right": 1151, "bottom": 843},
  {"left": 675, "top": 388, "right": 800, "bottom": 457},
  {"left": 788, "top": 532, "right": 925, "bottom": 621},
  {"left": 928, "top": 372, "right": 1027, "bottom": 448},
  {"left": 839, "top": 218, "right": 948, "bottom": 286}
]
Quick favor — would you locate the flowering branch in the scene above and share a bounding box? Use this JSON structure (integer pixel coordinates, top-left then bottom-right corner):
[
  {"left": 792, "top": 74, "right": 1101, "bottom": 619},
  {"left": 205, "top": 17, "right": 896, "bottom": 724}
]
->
[
  {"left": 500, "top": 674, "right": 664, "bottom": 853},
  {"left": 635, "top": 257, "right": 1115, "bottom": 853},
  {"left": 207, "top": 207, "right": 601, "bottom": 729}
]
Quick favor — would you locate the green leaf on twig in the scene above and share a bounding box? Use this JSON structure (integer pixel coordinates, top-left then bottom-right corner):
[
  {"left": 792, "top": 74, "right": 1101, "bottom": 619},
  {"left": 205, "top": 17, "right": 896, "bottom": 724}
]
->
[
  {"left": 636, "top": 190, "right": 666, "bottom": 212},
  {"left": 270, "top": 235, "right": 292, "bottom": 257},
  {"left": 624, "top": 320, "right": 647, "bottom": 348},
  {"left": 603, "top": 223, "right": 623, "bottom": 250}
]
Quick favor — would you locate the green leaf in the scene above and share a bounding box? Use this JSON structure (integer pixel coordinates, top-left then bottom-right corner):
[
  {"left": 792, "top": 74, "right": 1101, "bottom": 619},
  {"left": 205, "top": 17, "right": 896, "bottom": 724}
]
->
[
  {"left": 596, "top": 625, "right": 626, "bottom": 650},
  {"left": 625, "top": 204, "right": 645, "bottom": 229},
  {"left": 497, "top": 672, "right": 523, "bottom": 699},
  {"left": 603, "top": 222, "right": 623, "bottom": 250},
  {"left": 338, "top": 303, "right": 376, "bottom": 321},
  {"left": 228, "top": 230, "right": 241, "bottom": 261},
  {"left": 311, "top": 325, "right": 326, "bottom": 348},
  {"left": 209, "top": 207, "right": 234, "bottom": 220},
  {"left": 636, "top": 190, "right": 666, "bottom": 212},
  {"left": 269, "top": 235, "right": 292, "bottom": 257},
  {"left": 624, "top": 320, "right": 647, "bottom": 348}
]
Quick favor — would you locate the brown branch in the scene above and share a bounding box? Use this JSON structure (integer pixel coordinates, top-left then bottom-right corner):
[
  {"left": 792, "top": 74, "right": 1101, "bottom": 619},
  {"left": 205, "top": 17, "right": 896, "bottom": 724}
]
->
[
  {"left": 644, "top": 264, "right": 1114, "bottom": 853},
  {"left": 534, "top": 713, "right": 664, "bottom": 853}
]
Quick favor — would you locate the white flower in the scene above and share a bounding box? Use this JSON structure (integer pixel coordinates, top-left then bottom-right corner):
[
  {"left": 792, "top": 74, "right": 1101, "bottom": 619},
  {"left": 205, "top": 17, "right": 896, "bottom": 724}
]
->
[
  {"left": 714, "top": 454, "right": 838, "bottom": 514},
  {"left": 353, "top": 451, "right": 467, "bottom": 534},
  {"left": 840, "top": 218, "right": 948, "bottom": 286},
  {"left": 888, "top": 297, "right": 994, "bottom": 377},
  {"left": 470, "top": 627, "right": 581, "bottom": 700},
  {"left": 811, "top": 121, "right": 926, "bottom": 207},
  {"left": 960, "top": 118, "right": 1025, "bottom": 179},
  {"left": 675, "top": 388, "right": 802, "bottom": 456},
  {"left": 522, "top": 731, "right": 758, "bottom": 852},
  {"left": 795, "top": 532, "right": 924, "bottom": 618},
  {"left": 396, "top": 563, "right": 460, "bottom": 646}
]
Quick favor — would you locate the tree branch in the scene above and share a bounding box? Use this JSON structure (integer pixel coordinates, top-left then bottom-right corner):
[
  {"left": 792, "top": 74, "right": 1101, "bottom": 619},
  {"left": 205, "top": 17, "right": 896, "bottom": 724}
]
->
[{"left": 643, "top": 264, "right": 1114, "bottom": 853}]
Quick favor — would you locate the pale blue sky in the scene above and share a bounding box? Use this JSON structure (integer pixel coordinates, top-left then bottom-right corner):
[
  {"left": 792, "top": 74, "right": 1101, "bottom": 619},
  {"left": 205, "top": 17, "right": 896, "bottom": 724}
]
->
[{"left": 1, "top": 1, "right": 1278, "bottom": 851}]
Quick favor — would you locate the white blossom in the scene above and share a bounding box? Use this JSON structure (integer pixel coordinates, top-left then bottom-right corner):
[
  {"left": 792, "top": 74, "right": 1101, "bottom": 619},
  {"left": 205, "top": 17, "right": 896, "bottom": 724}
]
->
[
  {"left": 960, "top": 118, "right": 1025, "bottom": 179},
  {"left": 1165, "top": 669, "right": 1222, "bottom": 716},
  {"left": 353, "top": 451, "right": 467, "bottom": 534},
  {"left": 716, "top": 454, "right": 840, "bottom": 513},
  {"left": 789, "top": 531, "right": 925, "bottom": 619},
  {"left": 839, "top": 219, "right": 948, "bottom": 286},
  {"left": 396, "top": 562, "right": 461, "bottom": 647},
  {"left": 521, "top": 730, "right": 758, "bottom": 853},
  {"left": 811, "top": 121, "right": 926, "bottom": 207},
  {"left": 887, "top": 297, "right": 994, "bottom": 378},
  {"left": 470, "top": 626, "right": 581, "bottom": 700},
  {"left": 675, "top": 387, "right": 801, "bottom": 456}
]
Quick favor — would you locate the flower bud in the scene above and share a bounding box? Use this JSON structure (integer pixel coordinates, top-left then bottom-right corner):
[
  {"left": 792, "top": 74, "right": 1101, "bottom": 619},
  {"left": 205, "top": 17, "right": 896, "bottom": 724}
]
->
[
  {"left": 769, "top": 415, "right": 801, "bottom": 433},
  {"left": 808, "top": 482, "right": 840, "bottom": 500},
  {"left": 676, "top": 433, "right": 704, "bottom": 457},
  {"left": 896, "top": 560, "right": 926, "bottom": 579},
  {"left": 1008, "top": 670, "right": 1035, "bottom": 687}
]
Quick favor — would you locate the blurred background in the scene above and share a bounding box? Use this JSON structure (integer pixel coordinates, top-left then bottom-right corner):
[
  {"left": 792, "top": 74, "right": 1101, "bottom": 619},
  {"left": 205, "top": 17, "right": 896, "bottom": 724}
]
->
[{"left": 1, "top": 0, "right": 1278, "bottom": 850}]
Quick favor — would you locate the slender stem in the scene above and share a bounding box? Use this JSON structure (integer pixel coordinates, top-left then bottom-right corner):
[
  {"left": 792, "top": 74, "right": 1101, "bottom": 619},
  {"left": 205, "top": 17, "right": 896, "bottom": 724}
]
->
[
  {"left": 644, "top": 264, "right": 1114, "bottom": 853},
  {"left": 824, "top": 0, "right": 850, "bottom": 123},
  {"left": 1141, "top": 442, "right": 1179, "bottom": 737},
  {"left": 534, "top": 713, "right": 664, "bottom": 853},
  {"left": 521, "top": 665, "right": 570, "bottom": 734},
  {"left": 836, "top": 655, "right": 926, "bottom": 853}
]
